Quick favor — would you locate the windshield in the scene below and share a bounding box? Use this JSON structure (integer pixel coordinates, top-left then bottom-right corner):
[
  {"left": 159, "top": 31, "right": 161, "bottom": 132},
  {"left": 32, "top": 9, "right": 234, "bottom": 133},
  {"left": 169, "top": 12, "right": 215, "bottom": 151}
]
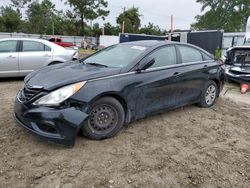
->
[{"left": 84, "top": 44, "right": 147, "bottom": 68}]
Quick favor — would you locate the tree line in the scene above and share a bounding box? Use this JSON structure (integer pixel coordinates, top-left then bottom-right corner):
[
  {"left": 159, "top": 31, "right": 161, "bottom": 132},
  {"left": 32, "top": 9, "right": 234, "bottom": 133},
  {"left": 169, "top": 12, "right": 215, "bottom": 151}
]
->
[
  {"left": 0, "top": 0, "right": 249, "bottom": 37},
  {"left": 0, "top": 0, "right": 166, "bottom": 36}
]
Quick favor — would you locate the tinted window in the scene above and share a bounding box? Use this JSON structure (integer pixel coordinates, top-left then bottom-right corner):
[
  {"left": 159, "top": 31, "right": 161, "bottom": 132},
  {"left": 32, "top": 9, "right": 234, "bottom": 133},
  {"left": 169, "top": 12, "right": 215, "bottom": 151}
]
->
[
  {"left": 149, "top": 46, "right": 177, "bottom": 68},
  {"left": 0, "top": 40, "right": 17, "bottom": 53},
  {"left": 49, "top": 38, "right": 55, "bottom": 42},
  {"left": 179, "top": 46, "right": 203, "bottom": 63},
  {"left": 23, "top": 41, "right": 50, "bottom": 52},
  {"left": 202, "top": 52, "right": 213, "bottom": 61}
]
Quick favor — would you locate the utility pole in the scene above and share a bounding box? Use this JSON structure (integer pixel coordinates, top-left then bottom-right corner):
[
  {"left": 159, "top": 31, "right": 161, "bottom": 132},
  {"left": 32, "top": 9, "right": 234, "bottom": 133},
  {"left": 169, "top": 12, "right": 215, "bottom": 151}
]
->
[
  {"left": 102, "top": 26, "right": 105, "bottom": 35},
  {"left": 168, "top": 15, "right": 174, "bottom": 41},
  {"left": 171, "top": 15, "right": 174, "bottom": 33},
  {"left": 122, "top": 7, "right": 126, "bottom": 33}
]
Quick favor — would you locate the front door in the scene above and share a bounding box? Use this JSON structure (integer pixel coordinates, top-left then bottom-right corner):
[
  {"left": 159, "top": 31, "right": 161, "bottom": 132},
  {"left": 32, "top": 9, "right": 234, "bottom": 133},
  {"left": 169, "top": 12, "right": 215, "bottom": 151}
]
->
[{"left": 134, "top": 45, "right": 183, "bottom": 118}]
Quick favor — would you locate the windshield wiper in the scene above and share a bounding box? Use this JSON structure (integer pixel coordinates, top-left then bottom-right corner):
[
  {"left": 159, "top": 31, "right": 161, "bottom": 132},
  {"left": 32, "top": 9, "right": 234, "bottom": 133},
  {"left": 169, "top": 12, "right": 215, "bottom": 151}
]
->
[{"left": 86, "top": 62, "right": 109, "bottom": 67}]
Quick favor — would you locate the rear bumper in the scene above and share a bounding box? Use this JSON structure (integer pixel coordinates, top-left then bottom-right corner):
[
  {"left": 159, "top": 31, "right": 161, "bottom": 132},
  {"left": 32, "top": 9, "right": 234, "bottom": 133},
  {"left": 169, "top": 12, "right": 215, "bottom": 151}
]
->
[{"left": 14, "top": 92, "right": 88, "bottom": 147}]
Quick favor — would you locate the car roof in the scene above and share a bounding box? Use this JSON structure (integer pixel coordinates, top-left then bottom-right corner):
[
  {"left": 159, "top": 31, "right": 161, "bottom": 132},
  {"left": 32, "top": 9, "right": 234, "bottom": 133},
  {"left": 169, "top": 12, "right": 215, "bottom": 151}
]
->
[
  {"left": 0, "top": 38, "right": 47, "bottom": 42},
  {"left": 0, "top": 38, "right": 65, "bottom": 49},
  {"left": 121, "top": 40, "right": 209, "bottom": 50},
  {"left": 121, "top": 40, "right": 169, "bottom": 47}
]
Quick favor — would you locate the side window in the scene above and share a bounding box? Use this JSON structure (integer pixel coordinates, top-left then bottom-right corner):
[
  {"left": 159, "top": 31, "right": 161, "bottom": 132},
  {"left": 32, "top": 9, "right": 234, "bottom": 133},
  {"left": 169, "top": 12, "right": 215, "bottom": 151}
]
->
[
  {"left": 179, "top": 46, "right": 203, "bottom": 63},
  {"left": 202, "top": 52, "right": 213, "bottom": 61},
  {"left": 0, "top": 40, "right": 17, "bottom": 53},
  {"left": 23, "top": 41, "right": 45, "bottom": 52},
  {"left": 148, "top": 46, "right": 177, "bottom": 68},
  {"left": 57, "top": 39, "right": 62, "bottom": 43},
  {"left": 44, "top": 45, "right": 51, "bottom": 51}
]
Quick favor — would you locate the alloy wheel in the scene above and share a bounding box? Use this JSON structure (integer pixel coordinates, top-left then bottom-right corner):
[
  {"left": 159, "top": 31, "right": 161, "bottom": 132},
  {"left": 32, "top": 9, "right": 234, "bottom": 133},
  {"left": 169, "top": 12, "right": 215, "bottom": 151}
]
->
[{"left": 205, "top": 85, "right": 217, "bottom": 105}]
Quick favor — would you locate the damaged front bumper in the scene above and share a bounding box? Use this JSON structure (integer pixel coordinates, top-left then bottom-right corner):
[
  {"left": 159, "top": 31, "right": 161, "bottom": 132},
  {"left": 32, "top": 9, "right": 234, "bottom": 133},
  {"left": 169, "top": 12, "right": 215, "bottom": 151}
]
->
[
  {"left": 14, "top": 92, "right": 88, "bottom": 147},
  {"left": 225, "top": 67, "right": 250, "bottom": 83}
]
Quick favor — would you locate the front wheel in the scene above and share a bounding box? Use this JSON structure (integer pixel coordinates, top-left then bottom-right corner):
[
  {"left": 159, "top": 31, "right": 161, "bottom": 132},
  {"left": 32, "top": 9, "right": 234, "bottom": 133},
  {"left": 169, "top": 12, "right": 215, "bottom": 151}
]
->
[
  {"left": 81, "top": 97, "right": 125, "bottom": 140},
  {"left": 199, "top": 81, "right": 218, "bottom": 107}
]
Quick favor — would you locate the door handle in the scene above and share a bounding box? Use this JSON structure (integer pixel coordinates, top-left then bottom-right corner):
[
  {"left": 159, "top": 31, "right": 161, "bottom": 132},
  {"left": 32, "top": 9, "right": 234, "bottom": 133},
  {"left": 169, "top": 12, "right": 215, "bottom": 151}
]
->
[
  {"left": 204, "top": 65, "right": 208, "bottom": 68},
  {"left": 173, "top": 72, "right": 181, "bottom": 78},
  {"left": 44, "top": 54, "right": 51, "bottom": 57},
  {"left": 8, "top": 55, "right": 16, "bottom": 58}
]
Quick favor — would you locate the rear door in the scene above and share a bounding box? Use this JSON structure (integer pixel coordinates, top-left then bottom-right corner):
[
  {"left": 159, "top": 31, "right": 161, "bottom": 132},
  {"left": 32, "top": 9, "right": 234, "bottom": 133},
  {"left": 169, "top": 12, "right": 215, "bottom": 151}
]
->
[
  {"left": 18, "top": 40, "right": 53, "bottom": 76},
  {"left": 176, "top": 44, "right": 215, "bottom": 104},
  {"left": 0, "top": 40, "right": 19, "bottom": 77}
]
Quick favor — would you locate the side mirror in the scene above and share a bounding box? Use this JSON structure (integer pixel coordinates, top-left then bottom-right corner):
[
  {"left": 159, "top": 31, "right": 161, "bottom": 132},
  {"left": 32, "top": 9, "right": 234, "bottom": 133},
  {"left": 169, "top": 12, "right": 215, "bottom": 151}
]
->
[{"left": 137, "top": 57, "right": 155, "bottom": 71}]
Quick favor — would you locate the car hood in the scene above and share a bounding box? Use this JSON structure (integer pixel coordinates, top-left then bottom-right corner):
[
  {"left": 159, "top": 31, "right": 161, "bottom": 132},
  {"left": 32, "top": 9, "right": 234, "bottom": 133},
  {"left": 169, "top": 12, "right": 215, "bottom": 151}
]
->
[{"left": 24, "top": 62, "right": 121, "bottom": 90}]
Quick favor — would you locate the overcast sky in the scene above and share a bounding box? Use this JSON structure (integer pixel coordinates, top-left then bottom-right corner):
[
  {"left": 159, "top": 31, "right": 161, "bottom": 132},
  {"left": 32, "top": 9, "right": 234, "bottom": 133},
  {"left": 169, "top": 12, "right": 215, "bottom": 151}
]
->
[
  {"left": 2, "top": 0, "right": 203, "bottom": 30},
  {"left": 96, "top": 0, "right": 203, "bottom": 30}
]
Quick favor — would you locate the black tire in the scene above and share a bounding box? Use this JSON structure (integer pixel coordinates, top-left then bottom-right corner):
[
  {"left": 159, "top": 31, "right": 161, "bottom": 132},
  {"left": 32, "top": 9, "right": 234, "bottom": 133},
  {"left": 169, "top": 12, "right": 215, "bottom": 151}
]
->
[
  {"left": 199, "top": 80, "right": 218, "bottom": 108},
  {"left": 81, "top": 97, "right": 125, "bottom": 140}
]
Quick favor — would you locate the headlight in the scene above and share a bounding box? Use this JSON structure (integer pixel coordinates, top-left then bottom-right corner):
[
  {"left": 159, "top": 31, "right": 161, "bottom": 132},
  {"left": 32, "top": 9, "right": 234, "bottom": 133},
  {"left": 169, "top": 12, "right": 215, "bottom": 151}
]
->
[{"left": 33, "top": 81, "right": 87, "bottom": 106}]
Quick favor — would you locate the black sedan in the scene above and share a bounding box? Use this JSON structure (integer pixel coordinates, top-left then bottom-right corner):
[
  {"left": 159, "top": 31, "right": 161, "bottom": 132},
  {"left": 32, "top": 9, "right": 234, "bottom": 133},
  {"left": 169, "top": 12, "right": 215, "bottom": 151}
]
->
[{"left": 14, "top": 41, "right": 225, "bottom": 147}]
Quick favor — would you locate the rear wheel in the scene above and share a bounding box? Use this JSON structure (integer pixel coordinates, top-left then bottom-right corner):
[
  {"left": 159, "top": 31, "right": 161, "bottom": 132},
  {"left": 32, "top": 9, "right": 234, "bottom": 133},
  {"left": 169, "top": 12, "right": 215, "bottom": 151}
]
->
[
  {"left": 199, "top": 80, "right": 218, "bottom": 107},
  {"left": 81, "top": 97, "right": 125, "bottom": 140}
]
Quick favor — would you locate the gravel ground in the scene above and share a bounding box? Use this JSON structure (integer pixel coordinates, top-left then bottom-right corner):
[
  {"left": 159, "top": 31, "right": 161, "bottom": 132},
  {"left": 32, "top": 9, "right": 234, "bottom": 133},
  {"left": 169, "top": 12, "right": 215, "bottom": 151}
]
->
[{"left": 0, "top": 78, "right": 250, "bottom": 188}]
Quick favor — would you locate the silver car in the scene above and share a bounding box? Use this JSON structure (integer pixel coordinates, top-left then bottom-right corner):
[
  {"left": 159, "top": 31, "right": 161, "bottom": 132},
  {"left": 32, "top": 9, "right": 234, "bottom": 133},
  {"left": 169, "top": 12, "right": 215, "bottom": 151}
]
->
[{"left": 0, "top": 38, "right": 79, "bottom": 77}]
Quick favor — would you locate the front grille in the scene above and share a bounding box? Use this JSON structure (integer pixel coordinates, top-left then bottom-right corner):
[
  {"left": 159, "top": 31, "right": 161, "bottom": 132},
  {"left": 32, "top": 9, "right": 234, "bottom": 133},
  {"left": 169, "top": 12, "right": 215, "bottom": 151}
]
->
[{"left": 20, "top": 85, "right": 42, "bottom": 101}]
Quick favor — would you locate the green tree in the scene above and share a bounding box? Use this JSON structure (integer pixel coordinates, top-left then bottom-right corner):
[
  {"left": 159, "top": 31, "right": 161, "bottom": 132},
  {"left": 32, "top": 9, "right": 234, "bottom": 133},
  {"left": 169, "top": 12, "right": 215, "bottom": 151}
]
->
[
  {"left": 65, "top": 0, "right": 109, "bottom": 35},
  {"left": 140, "top": 22, "right": 162, "bottom": 35},
  {"left": 10, "top": 0, "right": 34, "bottom": 9},
  {"left": 117, "top": 7, "right": 141, "bottom": 33},
  {"left": 192, "top": 0, "right": 250, "bottom": 32},
  {"left": 103, "top": 22, "right": 120, "bottom": 35},
  {"left": 62, "top": 10, "right": 81, "bottom": 35},
  {"left": 0, "top": 16, "right": 4, "bottom": 31},
  {"left": 92, "top": 23, "right": 102, "bottom": 36},
  {"left": 26, "top": 0, "right": 57, "bottom": 34},
  {"left": 0, "top": 6, "right": 22, "bottom": 32}
]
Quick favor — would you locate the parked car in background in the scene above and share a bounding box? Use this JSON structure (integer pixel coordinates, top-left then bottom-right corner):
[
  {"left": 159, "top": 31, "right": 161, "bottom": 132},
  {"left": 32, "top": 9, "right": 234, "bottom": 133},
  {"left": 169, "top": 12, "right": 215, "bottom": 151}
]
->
[
  {"left": 49, "top": 37, "right": 78, "bottom": 49},
  {"left": 14, "top": 40, "right": 225, "bottom": 147},
  {"left": 224, "top": 16, "right": 250, "bottom": 83},
  {"left": 0, "top": 38, "right": 79, "bottom": 77},
  {"left": 225, "top": 46, "right": 250, "bottom": 83}
]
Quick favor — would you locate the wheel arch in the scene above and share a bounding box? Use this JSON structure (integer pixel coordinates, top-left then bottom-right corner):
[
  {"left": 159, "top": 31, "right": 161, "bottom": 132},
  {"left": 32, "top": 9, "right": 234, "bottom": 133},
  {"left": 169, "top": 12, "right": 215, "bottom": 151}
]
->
[
  {"left": 89, "top": 92, "right": 131, "bottom": 124},
  {"left": 211, "top": 78, "right": 221, "bottom": 96},
  {"left": 48, "top": 61, "right": 64, "bottom": 66}
]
